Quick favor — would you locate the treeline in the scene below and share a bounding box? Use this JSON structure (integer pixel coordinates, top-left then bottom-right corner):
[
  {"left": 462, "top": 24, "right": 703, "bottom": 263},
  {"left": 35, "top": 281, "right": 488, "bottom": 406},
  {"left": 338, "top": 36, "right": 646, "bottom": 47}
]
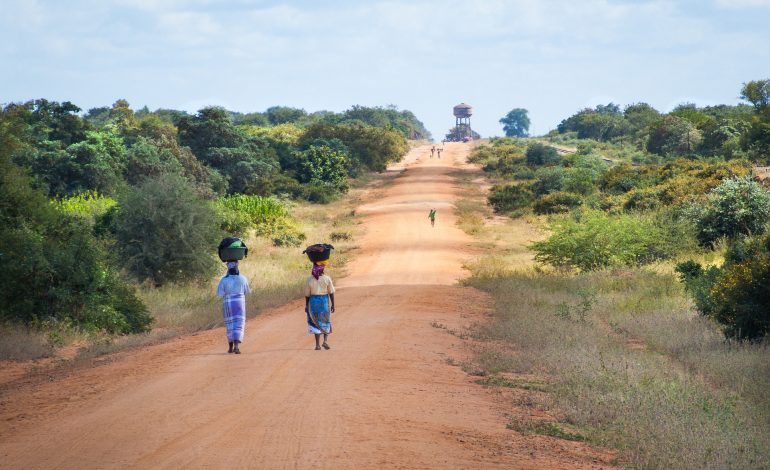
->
[
  {"left": 552, "top": 79, "right": 770, "bottom": 163},
  {"left": 474, "top": 79, "right": 770, "bottom": 340},
  {"left": 0, "top": 99, "right": 427, "bottom": 335}
]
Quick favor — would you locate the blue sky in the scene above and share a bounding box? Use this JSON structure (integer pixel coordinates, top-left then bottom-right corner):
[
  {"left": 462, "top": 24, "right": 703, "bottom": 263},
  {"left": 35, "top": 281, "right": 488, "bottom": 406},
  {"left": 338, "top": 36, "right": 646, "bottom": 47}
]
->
[{"left": 2, "top": 0, "right": 769, "bottom": 138}]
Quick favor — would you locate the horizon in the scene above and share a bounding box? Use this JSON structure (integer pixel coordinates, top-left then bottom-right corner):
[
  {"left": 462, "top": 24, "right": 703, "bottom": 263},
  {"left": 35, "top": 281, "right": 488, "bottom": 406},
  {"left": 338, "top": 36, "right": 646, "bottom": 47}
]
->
[{"left": 2, "top": 0, "right": 769, "bottom": 139}]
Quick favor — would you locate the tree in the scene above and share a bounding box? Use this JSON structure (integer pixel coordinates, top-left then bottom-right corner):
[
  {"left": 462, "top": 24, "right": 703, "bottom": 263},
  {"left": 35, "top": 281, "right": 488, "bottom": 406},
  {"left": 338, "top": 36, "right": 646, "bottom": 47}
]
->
[
  {"left": 741, "top": 79, "right": 770, "bottom": 111},
  {"left": 114, "top": 173, "right": 221, "bottom": 286},
  {"left": 647, "top": 116, "right": 702, "bottom": 156},
  {"left": 499, "top": 108, "right": 530, "bottom": 137},
  {"left": 0, "top": 112, "right": 149, "bottom": 333},
  {"left": 694, "top": 176, "right": 770, "bottom": 246},
  {"left": 624, "top": 103, "right": 661, "bottom": 134},
  {"left": 526, "top": 143, "right": 561, "bottom": 166},
  {"left": 266, "top": 106, "right": 307, "bottom": 125},
  {"left": 295, "top": 145, "right": 349, "bottom": 194}
]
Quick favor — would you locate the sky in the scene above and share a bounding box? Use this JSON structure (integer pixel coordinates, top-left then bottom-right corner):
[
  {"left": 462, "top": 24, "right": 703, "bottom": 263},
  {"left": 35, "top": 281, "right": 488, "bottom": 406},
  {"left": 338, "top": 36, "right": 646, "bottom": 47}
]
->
[{"left": 1, "top": 0, "right": 769, "bottom": 138}]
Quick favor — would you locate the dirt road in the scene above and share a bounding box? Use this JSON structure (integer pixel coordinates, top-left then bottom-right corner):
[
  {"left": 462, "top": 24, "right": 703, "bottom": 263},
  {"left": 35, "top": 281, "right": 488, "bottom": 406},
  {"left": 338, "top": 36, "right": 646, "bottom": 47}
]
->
[{"left": 0, "top": 144, "right": 611, "bottom": 469}]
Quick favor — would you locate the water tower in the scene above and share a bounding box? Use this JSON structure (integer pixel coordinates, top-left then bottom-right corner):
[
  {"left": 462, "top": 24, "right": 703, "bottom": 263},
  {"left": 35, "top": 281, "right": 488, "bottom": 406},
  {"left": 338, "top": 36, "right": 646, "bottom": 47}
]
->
[{"left": 453, "top": 103, "right": 473, "bottom": 140}]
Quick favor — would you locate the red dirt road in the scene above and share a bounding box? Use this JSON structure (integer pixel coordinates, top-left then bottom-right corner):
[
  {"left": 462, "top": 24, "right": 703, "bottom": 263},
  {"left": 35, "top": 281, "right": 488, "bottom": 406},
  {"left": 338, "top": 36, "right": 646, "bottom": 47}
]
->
[{"left": 0, "top": 144, "right": 613, "bottom": 469}]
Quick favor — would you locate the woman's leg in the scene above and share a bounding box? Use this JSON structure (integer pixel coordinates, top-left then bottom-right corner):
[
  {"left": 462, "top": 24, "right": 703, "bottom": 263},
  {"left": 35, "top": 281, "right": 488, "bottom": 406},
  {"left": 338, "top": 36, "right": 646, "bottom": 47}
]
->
[
  {"left": 322, "top": 333, "right": 330, "bottom": 349},
  {"left": 233, "top": 340, "right": 241, "bottom": 354},
  {"left": 228, "top": 341, "right": 234, "bottom": 353},
  {"left": 314, "top": 334, "right": 321, "bottom": 350}
]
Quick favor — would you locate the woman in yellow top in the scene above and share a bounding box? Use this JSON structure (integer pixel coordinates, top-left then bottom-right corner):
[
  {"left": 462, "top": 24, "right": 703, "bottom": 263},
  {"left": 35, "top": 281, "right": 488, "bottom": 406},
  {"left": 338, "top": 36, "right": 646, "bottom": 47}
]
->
[{"left": 305, "top": 262, "right": 336, "bottom": 350}]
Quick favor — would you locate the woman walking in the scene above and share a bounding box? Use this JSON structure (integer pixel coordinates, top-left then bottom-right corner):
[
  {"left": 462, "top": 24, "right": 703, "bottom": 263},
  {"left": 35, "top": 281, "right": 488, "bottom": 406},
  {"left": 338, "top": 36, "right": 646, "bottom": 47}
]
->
[
  {"left": 217, "top": 261, "right": 251, "bottom": 354},
  {"left": 305, "top": 263, "right": 335, "bottom": 350}
]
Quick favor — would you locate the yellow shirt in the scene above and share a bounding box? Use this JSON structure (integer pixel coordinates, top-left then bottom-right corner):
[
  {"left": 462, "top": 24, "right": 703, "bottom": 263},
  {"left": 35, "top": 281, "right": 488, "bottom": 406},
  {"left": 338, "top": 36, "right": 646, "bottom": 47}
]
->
[{"left": 305, "top": 274, "right": 335, "bottom": 296}]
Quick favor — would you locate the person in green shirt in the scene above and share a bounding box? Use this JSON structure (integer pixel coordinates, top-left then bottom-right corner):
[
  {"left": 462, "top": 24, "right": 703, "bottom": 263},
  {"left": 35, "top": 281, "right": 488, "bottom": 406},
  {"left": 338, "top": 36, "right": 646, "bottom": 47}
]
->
[{"left": 428, "top": 208, "right": 436, "bottom": 227}]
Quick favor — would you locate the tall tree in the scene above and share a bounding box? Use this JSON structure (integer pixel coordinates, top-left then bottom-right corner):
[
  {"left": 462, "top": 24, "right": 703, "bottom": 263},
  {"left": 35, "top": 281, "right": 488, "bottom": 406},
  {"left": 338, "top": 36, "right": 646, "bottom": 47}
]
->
[{"left": 499, "top": 108, "right": 530, "bottom": 137}]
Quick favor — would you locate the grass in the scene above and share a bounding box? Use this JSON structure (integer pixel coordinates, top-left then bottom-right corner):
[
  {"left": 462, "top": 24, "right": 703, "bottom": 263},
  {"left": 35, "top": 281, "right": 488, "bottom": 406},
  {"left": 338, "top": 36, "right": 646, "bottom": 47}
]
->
[
  {"left": 0, "top": 324, "right": 54, "bottom": 361},
  {"left": 507, "top": 420, "right": 587, "bottom": 442},
  {"left": 464, "top": 268, "right": 770, "bottom": 469}
]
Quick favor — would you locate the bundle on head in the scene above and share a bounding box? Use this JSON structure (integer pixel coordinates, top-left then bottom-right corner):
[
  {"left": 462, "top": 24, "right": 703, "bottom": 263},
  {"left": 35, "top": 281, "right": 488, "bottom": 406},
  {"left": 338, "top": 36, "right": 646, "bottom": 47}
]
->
[
  {"left": 218, "top": 237, "right": 248, "bottom": 262},
  {"left": 302, "top": 243, "right": 334, "bottom": 264}
]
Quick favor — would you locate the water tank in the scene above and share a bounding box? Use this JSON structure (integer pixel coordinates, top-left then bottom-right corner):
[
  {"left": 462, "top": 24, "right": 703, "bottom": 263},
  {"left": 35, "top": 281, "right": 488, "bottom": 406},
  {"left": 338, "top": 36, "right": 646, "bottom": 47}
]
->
[{"left": 453, "top": 103, "right": 472, "bottom": 118}]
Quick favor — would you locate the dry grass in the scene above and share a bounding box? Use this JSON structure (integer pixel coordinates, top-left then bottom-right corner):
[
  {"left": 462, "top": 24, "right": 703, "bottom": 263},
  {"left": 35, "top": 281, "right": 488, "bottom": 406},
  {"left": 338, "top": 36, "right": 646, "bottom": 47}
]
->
[
  {"left": 464, "top": 269, "right": 770, "bottom": 469},
  {"left": 0, "top": 324, "right": 54, "bottom": 361},
  {"left": 453, "top": 161, "right": 770, "bottom": 467}
]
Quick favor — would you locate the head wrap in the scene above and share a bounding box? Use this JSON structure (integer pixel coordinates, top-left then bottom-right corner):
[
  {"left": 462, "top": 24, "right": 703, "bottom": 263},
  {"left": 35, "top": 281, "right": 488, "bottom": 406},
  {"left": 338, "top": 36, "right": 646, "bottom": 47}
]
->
[
  {"left": 227, "top": 261, "right": 239, "bottom": 276},
  {"left": 311, "top": 263, "right": 325, "bottom": 280}
]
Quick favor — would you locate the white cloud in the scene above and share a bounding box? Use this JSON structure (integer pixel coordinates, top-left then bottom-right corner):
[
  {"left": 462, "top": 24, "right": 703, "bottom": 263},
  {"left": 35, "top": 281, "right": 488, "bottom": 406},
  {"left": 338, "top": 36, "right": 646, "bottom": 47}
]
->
[{"left": 714, "top": 0, "right": 770, "bottom": 8}]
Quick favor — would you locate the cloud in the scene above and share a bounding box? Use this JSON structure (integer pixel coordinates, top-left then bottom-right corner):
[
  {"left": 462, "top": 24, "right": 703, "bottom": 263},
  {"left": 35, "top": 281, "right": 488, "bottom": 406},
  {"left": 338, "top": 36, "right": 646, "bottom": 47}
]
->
[{"left": 714, "top": 0, "right": 770, "bottom": 8}]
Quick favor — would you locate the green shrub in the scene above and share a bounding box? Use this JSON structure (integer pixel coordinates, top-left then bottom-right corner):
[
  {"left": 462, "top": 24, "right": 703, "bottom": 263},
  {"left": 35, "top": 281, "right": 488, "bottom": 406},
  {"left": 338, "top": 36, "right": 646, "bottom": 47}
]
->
[
  {"left": 115, "top": 173, "right": 221, "bottom": 285},
  {"left": 295, "top": 144, "right": 349, "bottom": 194},
  {"left": 533, "top": 191, "right": 582, "bottom": 214},
  {"left": 677, "top": 235, "right": 770, "bottom": 340},
  {"left": 217, "top": 194, "right": 288, "bottom": 227},
  {"left": 54, "top": 191, "right": 117, "bottom": 224},
  {"left": 526, "top": 143, "right": 561, "bottom": 166},
  {"left": 532, "top": 167, "right": 565, "bottom": 195},
  {"left": 488, "top": 184, "right": 533, "bottom": 213},
  {"left": 532, "top": 210, "right": 670, "bottom": 271},
  {"left": 694, "top": 176, "right": 770, "bottom": 247}
]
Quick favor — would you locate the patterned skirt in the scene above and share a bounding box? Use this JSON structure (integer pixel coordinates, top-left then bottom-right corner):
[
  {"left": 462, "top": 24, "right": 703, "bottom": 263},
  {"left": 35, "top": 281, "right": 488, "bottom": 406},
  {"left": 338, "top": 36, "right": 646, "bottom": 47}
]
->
[
  {"left": 223, "top": 293, "right": 246, "bottom": 341},
  {"left": 307, "top": 294, "right": 331, "bottom": 334}
]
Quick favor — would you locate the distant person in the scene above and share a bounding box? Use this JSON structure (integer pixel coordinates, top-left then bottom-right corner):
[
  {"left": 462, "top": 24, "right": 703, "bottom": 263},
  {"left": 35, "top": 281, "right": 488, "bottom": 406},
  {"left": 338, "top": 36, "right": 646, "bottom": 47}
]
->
[
  {"left": 217, "top": 261, "right": 251, "bottom": 354},
  {"left": 437, "top": 148, "right": 442, "bottom": 159},
  {"left": 305, "top": 262, "right": 336, "bottom": 350},
  {"left": 429, "top": 208, "right": 436, "bottom": 227},
  {"left": 430, "top": 146, "right": 435, "bottom": 158}
]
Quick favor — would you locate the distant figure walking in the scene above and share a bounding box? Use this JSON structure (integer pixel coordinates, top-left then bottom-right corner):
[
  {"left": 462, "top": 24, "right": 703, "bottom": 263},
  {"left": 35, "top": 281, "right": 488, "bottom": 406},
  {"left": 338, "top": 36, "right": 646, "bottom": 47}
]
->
[
  {"left": 429, "top": 208, "right": 436, "bottom": 227},
  {"left": 430, "top": 146, "right": 435, "bottom": 158},
  {"left": 437, "top": 148, "right": 442, "bottom": 159},
  {"left": 217, "top": 261, "right": 251, "bottom": 354},
  {"left": 305, "top": 263, "right": 336, "bottom": 350}
]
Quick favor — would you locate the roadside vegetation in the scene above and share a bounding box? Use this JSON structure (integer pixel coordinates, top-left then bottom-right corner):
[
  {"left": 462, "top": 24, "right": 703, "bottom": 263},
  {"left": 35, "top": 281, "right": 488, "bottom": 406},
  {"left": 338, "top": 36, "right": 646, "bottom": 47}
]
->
[
  {"left": 0, "top": 99, "right": 426, "bottom": 361},
  {"left": 457, "top": 79, "right": 770, "bottom": 468}
]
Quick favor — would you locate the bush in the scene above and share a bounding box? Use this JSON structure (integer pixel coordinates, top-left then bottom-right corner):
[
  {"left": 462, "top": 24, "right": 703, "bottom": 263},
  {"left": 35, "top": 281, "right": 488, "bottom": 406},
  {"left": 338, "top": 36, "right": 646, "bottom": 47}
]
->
[
  {"left": 115, "top": 173, "right": 221, "bottom": 285},
  {"left": 533, "top": 191, "right": 582, "bottom": 214},
  {"left": 1, "top": 133, "right": 150, "bottom": 334},
  {"left": 526, "top": 143, "right": 561, "bottom": 166},
  {"left": 531, "top": 167, "right": 565, "bottom": 195},
  {"left": 532, "top": 210, "right": 670, "bottom": 271},
  {"left": 678, "top": 235, "right": 770, "bottom": 340},
  {"left": 295, "top": 145, "right": 349, "bottom": 194},
  {"left": 488, "top": 184, "right": 533, "bottom": 213},
  {"left": 695, "top": 176, "right": 770, "bottom": 246}
]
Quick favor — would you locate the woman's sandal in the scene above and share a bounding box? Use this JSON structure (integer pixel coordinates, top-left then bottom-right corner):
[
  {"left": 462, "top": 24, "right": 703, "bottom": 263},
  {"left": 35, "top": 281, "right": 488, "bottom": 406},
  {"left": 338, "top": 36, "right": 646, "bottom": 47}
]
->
[
  {"left": 315, "top": 345, "right": 321, "bottom": 350},
  {"left": 322, "top": 343, "right": 330, "bottom": 350}
]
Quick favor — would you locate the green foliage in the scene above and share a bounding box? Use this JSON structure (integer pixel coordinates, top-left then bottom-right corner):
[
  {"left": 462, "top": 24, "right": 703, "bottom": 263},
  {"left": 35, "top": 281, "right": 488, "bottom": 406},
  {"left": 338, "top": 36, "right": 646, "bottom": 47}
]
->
[
  {"left": 488, "top": 184, "right": 533, "bottom": 213},
  {"left": 678, "top": 235, "right": 770, "bottom": 340},
  {"left": 341, "top": 105, "right": 431, "bottom": 140},
  {"left": 531, "top": 167, "right": 564, "bottom": 195},
  {"left": 295, "top": 145, "right": 349, "bottom": 194},
  {"left": 499, "top": 108, "right": 530, "bottom": 137},
  {"left": 533, "top": 191, "right": 583, "bottom": 214},
  {"left": 741, "top": 79, "right": 770, "bottom": 111},
  {"left": 54, "top": 191, "right": 117, "bottom": 224},
  {"left": 300, "top": 122, "right": 408, "bottom": 173},
  {"left": 647, "top": 116, "right": 702, "bottom": 156},
  {"left": 526, "top": 143, "right": 561, "bottom": 166},
  {"left": 0, "top": 126, "right": 149, "bottom": 333},
  {"left": 531, "top": 210, "right": 672, "bottom": 271},
  {"left": 115, "top": 173, "right": 221, "bottom": 285},
  {"left": 217, "top": 194, "right": 288, "bottom": 227},
  {"left": 694, "top": 176, "right": 770, "bottom": 246}
]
